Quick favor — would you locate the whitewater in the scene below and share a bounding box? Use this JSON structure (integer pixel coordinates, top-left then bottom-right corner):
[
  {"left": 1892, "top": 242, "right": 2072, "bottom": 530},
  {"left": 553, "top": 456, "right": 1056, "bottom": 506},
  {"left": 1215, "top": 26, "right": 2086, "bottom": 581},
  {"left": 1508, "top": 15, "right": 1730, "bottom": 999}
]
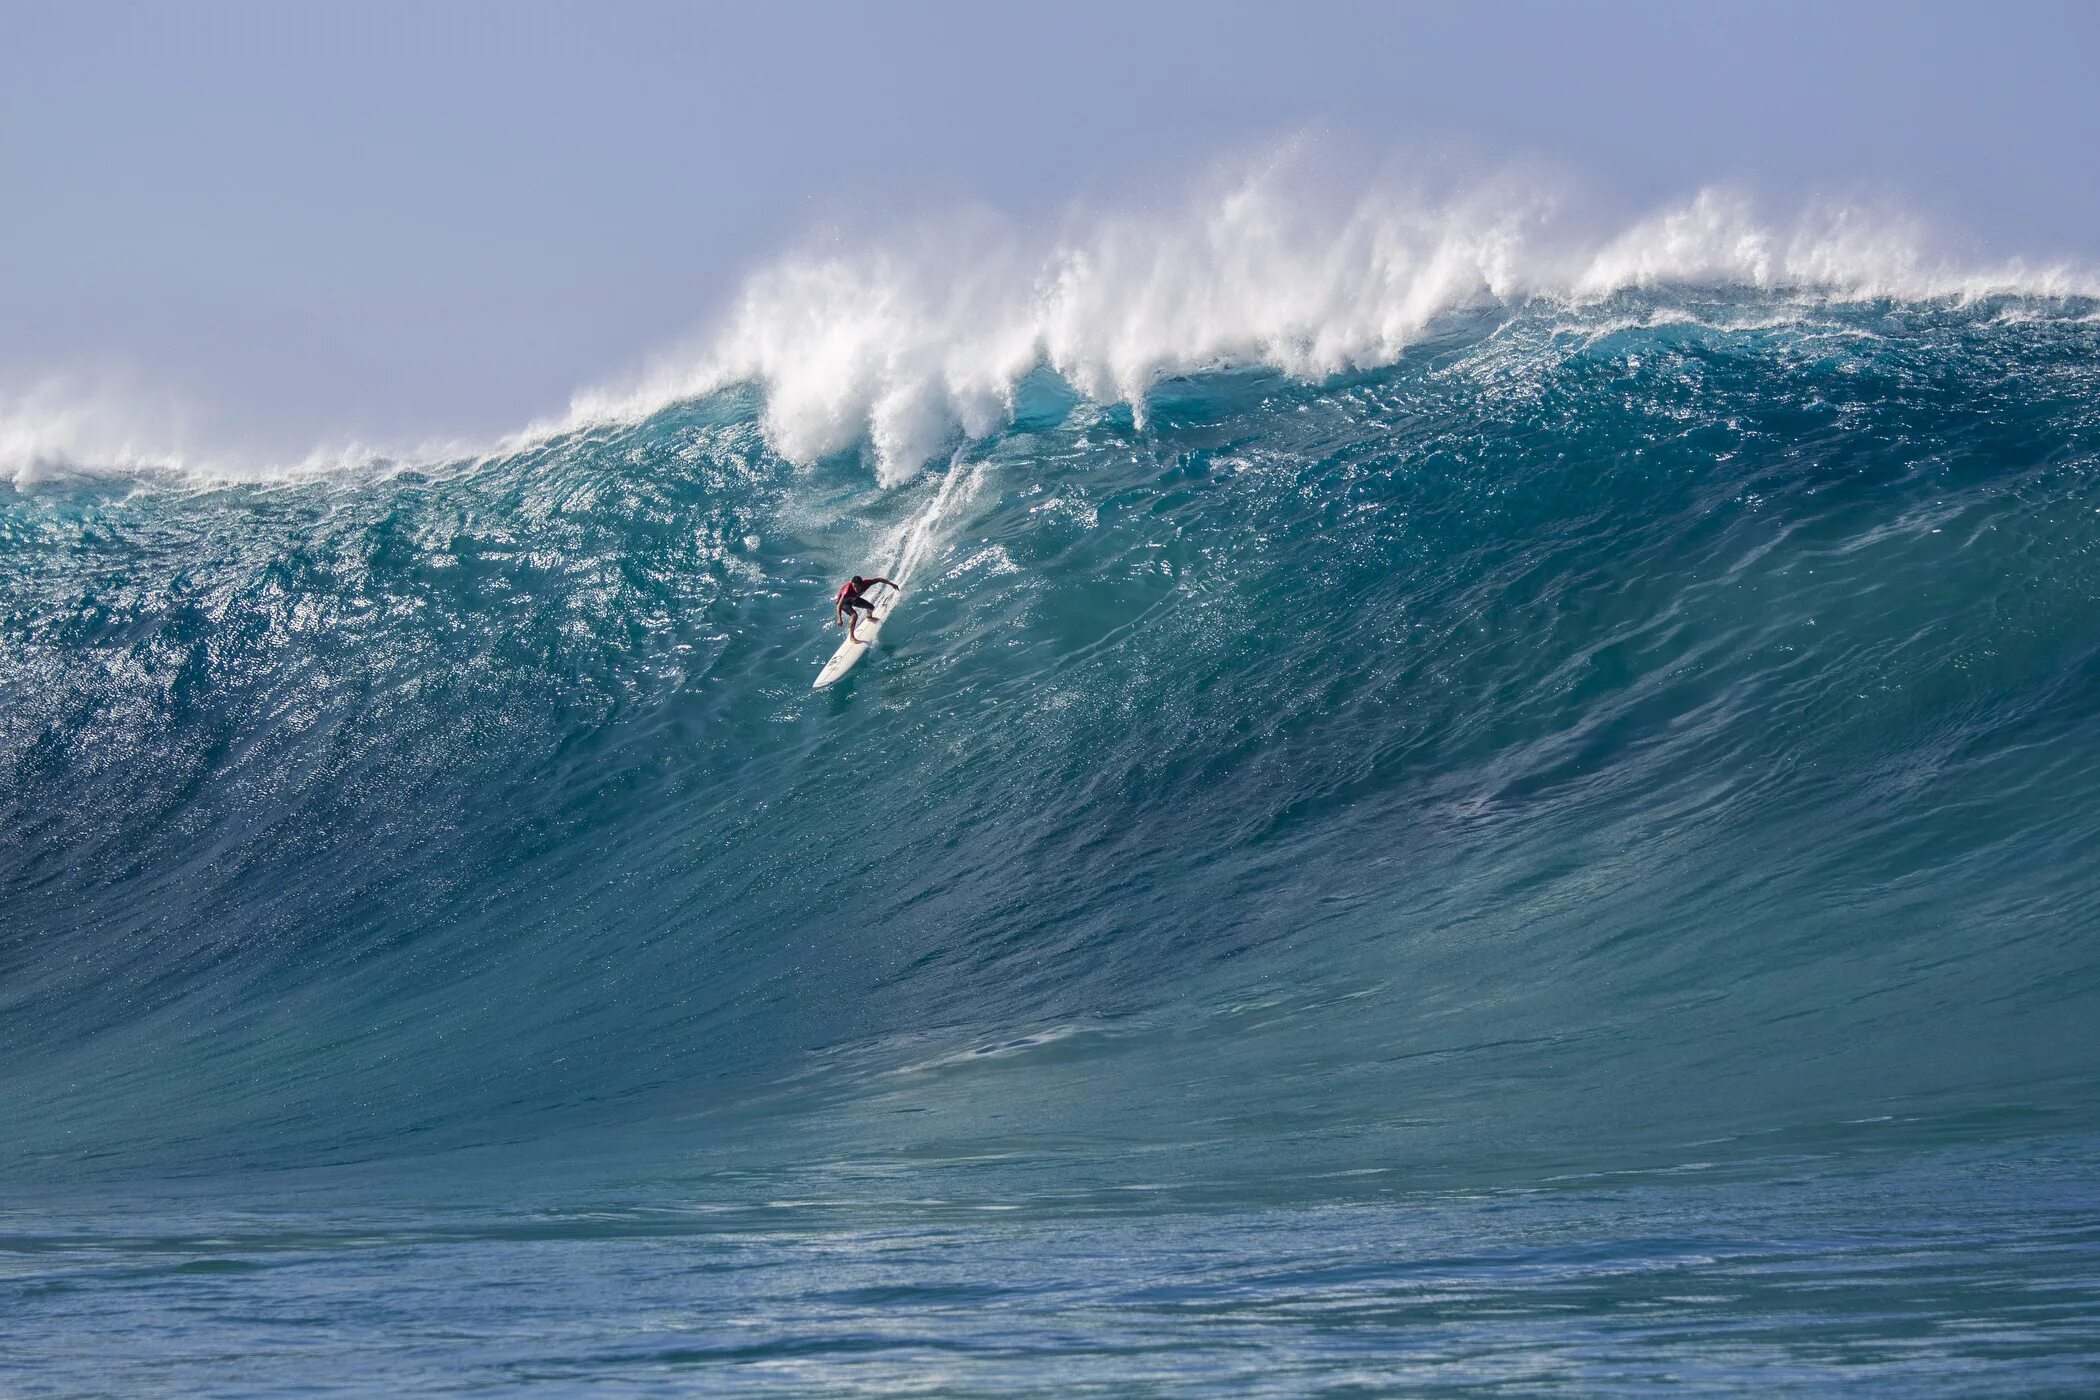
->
[{"left": 5, "top": 174, "right": 2100, "bottom": 1395}]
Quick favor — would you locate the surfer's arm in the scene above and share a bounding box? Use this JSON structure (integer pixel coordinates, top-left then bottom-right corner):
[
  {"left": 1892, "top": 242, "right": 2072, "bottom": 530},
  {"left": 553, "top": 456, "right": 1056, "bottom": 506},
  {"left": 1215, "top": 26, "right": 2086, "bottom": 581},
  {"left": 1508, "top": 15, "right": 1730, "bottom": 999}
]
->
[{"left": 868, "top": 577, "right": 897, "bottom": 590}]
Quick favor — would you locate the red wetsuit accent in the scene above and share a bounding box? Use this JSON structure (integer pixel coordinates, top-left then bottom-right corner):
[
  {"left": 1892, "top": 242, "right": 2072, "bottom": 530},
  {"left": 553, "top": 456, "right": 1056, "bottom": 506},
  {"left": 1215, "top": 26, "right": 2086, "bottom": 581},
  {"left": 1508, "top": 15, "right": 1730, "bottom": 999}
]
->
[
  {"left": 838, "top": 578, "right": 888, "bottom": 613},
  {"left": 837, "top": 580, "right": 882, "bottom": 629}
]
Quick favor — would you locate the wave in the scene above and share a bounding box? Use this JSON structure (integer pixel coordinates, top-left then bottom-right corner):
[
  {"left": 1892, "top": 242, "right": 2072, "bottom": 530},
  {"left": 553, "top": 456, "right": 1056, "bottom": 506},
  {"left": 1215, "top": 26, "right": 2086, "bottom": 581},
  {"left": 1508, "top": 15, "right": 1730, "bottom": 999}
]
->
[
  {"left": 5, "top": 286, "right": 2100, "bottom": 1184},
  {"left": 8, "top": 153, "right": 2096, "bottom": 490}
]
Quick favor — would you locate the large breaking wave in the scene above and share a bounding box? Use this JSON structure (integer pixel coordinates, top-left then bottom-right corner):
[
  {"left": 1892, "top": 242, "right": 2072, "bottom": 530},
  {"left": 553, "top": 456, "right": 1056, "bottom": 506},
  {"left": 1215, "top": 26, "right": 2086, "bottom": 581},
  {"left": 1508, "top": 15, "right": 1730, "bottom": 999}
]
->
[{"left": 5, "top": 247, "right": 2099, "bottom": 1191}]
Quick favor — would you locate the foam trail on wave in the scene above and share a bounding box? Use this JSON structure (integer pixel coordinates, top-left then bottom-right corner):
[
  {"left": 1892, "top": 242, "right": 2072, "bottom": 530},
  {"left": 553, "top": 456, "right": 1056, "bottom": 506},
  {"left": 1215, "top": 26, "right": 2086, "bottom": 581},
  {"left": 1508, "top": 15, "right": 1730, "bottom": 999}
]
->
[
  {"left": 886, "top": 451, "right": 990, "bottom": 591},
  {"left": 836, "top": 449, "right": 989, "bottom": 656}
]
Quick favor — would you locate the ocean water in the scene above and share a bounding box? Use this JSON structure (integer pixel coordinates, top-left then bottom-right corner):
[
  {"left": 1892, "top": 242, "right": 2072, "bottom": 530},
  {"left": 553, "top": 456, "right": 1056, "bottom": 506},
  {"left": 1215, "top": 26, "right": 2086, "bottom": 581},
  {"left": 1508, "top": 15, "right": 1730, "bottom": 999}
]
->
[{"left": 6, "top": 287, "right": 2100, "bottom": 1394}]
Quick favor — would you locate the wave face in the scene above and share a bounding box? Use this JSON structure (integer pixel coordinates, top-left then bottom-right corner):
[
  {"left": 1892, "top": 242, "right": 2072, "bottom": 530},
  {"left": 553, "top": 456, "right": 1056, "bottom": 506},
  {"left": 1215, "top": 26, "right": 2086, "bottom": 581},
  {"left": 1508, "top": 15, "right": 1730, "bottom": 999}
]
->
[{"left": 7, "top": 291, "right": 2100, "bottom": 1391}]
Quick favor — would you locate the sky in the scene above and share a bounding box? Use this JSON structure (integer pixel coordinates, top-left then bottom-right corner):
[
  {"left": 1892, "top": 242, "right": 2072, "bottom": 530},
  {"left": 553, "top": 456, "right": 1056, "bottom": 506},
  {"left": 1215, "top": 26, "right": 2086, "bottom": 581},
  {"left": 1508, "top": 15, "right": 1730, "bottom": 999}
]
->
[{"left": 3, "top": 0, "right": 2096, "bottom": 457}]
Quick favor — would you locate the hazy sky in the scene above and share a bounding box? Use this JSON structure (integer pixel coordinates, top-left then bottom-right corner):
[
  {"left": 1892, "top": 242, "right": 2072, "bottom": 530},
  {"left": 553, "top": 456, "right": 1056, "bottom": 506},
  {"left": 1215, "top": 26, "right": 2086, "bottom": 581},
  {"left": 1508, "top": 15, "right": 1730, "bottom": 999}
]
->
[{"left": 4, "top": 0, "right": 2095, "bottom": 453}]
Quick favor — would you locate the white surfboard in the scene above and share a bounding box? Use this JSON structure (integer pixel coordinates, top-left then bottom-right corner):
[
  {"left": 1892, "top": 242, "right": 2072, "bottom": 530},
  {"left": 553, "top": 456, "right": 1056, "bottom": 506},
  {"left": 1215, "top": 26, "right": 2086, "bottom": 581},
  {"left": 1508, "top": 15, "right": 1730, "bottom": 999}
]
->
[{"left": 813, "top": 583, "right": 900, "bottom": 689}]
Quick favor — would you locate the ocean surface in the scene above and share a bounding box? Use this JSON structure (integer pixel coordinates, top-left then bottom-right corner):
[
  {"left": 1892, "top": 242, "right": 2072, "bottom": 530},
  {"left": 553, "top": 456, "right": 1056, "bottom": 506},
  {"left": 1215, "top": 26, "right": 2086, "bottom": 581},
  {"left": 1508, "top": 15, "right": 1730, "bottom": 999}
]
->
[{"left": 6, "top": 283, "right": 2100, "bottom": 1394}]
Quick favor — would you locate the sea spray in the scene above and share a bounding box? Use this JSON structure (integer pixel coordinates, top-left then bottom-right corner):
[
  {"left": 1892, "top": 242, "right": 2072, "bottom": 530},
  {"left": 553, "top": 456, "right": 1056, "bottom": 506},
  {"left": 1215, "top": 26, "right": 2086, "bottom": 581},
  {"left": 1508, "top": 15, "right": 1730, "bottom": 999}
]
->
[{"left": 9, "top": 156, "right": 2094, "bottom": 489}]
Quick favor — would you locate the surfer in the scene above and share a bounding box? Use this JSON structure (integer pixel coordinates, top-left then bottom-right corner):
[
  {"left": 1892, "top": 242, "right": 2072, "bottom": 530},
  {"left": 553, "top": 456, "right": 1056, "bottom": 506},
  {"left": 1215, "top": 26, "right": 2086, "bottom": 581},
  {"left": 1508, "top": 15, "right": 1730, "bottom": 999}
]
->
[{"left": 834, "top": 575, "right": 897, "bottom": 644}]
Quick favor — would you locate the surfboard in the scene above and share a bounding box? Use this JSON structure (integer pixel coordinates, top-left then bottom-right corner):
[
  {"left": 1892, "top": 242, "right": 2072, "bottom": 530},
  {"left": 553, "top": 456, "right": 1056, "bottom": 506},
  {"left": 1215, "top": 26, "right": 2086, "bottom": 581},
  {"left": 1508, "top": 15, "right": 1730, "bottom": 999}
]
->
[{"left": 813, "top": 583, "right": 900, "bottom": 689}]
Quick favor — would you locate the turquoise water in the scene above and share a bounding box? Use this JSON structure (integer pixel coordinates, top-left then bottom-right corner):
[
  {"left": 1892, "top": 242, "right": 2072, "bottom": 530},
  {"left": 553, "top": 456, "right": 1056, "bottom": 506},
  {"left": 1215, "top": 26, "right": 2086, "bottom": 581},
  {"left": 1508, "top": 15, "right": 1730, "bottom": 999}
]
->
[{"left": 5, "top": 294, "right": 2100, "bottom": 1393}]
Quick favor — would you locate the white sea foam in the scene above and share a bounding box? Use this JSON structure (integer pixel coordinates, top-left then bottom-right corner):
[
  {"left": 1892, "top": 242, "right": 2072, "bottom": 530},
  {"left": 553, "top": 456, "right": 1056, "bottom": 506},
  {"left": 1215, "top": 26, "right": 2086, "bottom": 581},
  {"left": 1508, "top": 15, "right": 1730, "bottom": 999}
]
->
[
  {"left": 0, "top": 379, "right": 197, "bottom": 489},
  {"left": 0, "top": 375, "right": 477, "bottom": 492},
  {"left": 8, "top": 152, "right": 2094, "bottom": 487},
  {"left": 563, "top": 166, "right": 2093, "bottom": 483}
]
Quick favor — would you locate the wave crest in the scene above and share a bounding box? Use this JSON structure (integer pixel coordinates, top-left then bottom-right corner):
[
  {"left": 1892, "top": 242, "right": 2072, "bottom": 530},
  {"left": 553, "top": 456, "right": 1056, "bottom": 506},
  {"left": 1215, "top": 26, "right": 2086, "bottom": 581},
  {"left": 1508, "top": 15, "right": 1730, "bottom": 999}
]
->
[
  {"left": 559, "top": 162, "right": 2093, "bottom": 483},
  {"left": 11, "top": 154, "right": 2095, "bottom": 488}
]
